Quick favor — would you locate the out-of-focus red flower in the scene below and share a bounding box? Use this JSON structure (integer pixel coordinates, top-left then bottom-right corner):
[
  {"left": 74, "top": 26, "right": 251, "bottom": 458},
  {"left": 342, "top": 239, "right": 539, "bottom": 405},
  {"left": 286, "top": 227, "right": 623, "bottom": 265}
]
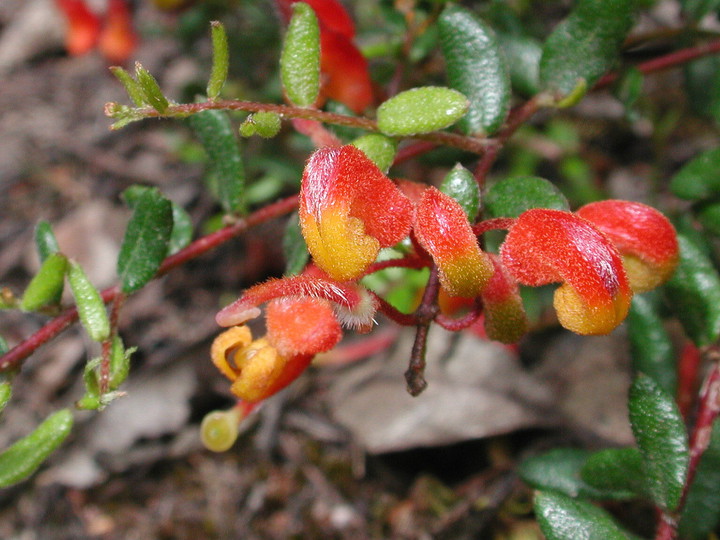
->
[
  {"left": 576, "top": 200, "right": 679, "bottom": 293},
  {"left": 98, "top": 0, "right": 137, "bottom": 64},
  {"left": 55, "top": 0, "right": 101, "bottom": 56},
  {"left": 500, "top": 208, "right": 632, "bottom": 335},
  {"left": 276, "top": 0, "right": 355, "bottom": 39},
  {"left": 299, "top": 145, "right": 413, "bottom": 282},
  {"left": 414, "top": 187, "right": 493, "bottom": 298}
]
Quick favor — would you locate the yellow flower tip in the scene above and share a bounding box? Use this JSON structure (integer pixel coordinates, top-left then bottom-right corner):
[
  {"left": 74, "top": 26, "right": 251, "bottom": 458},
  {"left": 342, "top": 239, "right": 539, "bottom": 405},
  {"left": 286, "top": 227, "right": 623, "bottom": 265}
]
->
[
  {"left": 211, "top": 326, "right": 253, "bottom": 381},
  {"left": 437, "top": 250, "right": 494, "bottom": 298},
  {"left": 229, "top": 338, "right": 288, "bottom": 403},
  {"left": 622, "top": 254, "right": 678, "bottom": 293},
  {"left": 301, "top": 207, "right": 379, "bottom": 282},
  {"left": 484, "top": 299, "right": 528, "bottom": 344},
  {"left": 554, "top": 283, "right": 632, "bottom": 336}
]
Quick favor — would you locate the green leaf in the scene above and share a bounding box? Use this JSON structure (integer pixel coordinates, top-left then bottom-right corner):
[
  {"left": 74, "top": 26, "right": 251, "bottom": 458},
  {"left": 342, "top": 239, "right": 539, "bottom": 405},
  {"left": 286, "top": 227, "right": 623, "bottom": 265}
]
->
[
  {"left": 484, "top": 176, "right": 569, "bottom": 218},
  {"left": 684, "top": 55, "right": 720, "bottom": 123},
  {"left": 0, "top": 409, "right": 73, "bottom": 488},
  {"left": 679, "top": 418, "right": 720, "bottom": 539},
  {"left": 244, "top": 111, "right": 282, "bottom": 139},
  {"left": 188, "top": 109, "right": 246, "bottom": 214},
  {"left": 34, "top": 221, "right": 60, "bottom": 262},
  {"left": 613, "top": 67, "right": 644, "bottom": 121},
  {"left": 497, "top": 32, "right": 542, "bottom": 97},
  {"left": 109, "top": 335, "right": 135, "bottom": 390},
  {"left": 376, "top": 87, "right": 469, "bottom": 136},
  {"left": 438, "top": 4, "right": 510, "bottom": 135},
  {"left": 670, "top": 147, "right": 720, "bottom": 200},
  {"left": 440, "top": 164, "right": 480, "bottom": 221},
  {"left": 534, "top": 491, "right": 635, "bottom": 540},
  {"left": 696, "top": 200, "right": 720, "bottom": 236},
  {"left": 0, "top": 383, "right": 11, "bottom": 414},
  {"left": 580, "top": 447, "right": 647, "bottom": 500},
  {"left": 283, "top": 212, "right": 310, "bottom": 276},
  {"left": 0, "top": 336, "right": 7, "bottom": 355},
  {"left": 664, "top": 232, "right": 720, "bottom": 346},
  {"left": 20, "top": 253, "right": 68, "bottom": 312},
  {"left": 68, "top": 262, "right": 110, "bottom": 342},
  {"left": 280, "top": 2, "right": 320, "bottom": 107},
  {"left": 351, "top": 133, "right": 397, "bottom": 173},
  {"left": 627, "top": 294, "right": 677, "bottom": 396},
  {"left": 628, "top": 374, "right": 689, "bottom": 511},
  {"left": 539, "top": 0, "right": 635, "bottom": 97},
  {"left": 681, "top": 0, "right": 720, "bottom": 21},
  {"left": 207, "top": 21, "right": 229, "bottom": 100},
  {"left": 519, "top": 448, "right": 629, "bottom": 500},
  {"left": 134, "top": 62, "right": 169, "bottom": 113},
  {"left": 109, "top": 66, "right": 146, "bottom": 108},
  {"left": 117, "top": 188, "right": 173, "bottom": 294}
]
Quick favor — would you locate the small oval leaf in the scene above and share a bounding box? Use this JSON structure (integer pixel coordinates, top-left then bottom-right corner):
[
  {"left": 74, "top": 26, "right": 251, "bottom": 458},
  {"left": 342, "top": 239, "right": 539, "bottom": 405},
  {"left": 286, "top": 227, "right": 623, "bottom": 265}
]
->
[
  {"left": 134, "top": 62, "right": 169, "bottom": 113},
  {"left": 628, "top": 374, "right": 689, "bottom": 511},
  {"left": 438, "top": 4, "right": 511, "bottom": 135},
  {"left": 117, "top": 188, "right": 173, "bottom": 294},
  {"left": 498, "top": 32, "right": 542, "bottom": 97},
  {"left": 535, "top": 491, "right": 635, "bottom": 540},
  {"left": 0, "top": 409, "right": 73, "bottom": 488},
  {"left": 20, "top": 253, "right": 68, "bottom": 312},
  {"left": 280, "top": 2, "right": 320, "bottom": 107},
  {"left": 670, "top": 147, "right": 720, "bottom": 200},
  {"left": 34, "top": 221, "right": 60, "bottom": 262},
  {"left": 664, "top": 232, "right": 720, "bottom": 347},
  {"left": 539, "top": 0, "right": 636, "bottom": 98},
  {"left": 440, "top": 163, "right": 480, "bottom": 221},
  {"left": 376, "top": 87, "right": 469, "bottom": 136},
  {"left": 351, "top": 133, "right": 397, "bottom": 173},
  {"left": 207, "top": 21, "right": 229, "bottom": 100},
  {"left": 68, "top": 262, "right": 110, "bottom": 342},
  {"left": 484, "top": 175, "right": 569, "bottom": 218},
  {"left": 580, "top": 447, "right": 647, "bottom": 500},
  {"left": 627, "top": 294, "right": 676, "bottom": 395}
]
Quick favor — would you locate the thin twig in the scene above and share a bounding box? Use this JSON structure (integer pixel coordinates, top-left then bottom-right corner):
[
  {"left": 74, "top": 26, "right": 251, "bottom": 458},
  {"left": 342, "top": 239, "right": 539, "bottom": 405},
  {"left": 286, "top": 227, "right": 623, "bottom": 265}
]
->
[{"left": 404, "top": 265, "right": 440, "bottom": 396}]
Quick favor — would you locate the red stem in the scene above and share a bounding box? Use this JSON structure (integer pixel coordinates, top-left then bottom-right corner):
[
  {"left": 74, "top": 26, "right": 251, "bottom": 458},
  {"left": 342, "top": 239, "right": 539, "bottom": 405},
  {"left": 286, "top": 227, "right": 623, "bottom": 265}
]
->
[
  {"left": 677, "top": 342, "right": 702, "bottom": 420},
  {"left": 0, "top": 195, "right": 299, "bottom": 373}
]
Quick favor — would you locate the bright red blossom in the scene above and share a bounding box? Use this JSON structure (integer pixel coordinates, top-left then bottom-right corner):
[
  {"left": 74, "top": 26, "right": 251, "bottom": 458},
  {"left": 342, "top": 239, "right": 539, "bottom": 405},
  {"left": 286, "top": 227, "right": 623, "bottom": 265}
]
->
[{"left": 501, "top": 209, "right": 632, "bottom": 335}]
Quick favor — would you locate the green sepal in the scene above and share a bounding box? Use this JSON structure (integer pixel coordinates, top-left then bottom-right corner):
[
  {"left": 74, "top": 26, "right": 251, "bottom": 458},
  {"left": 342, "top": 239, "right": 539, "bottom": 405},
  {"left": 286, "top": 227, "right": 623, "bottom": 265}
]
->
[
  {"left": 438, "top": 4, "right": 511, "bottom": 135},
  {"left": 351, "top": 133, "right": 397, "bottom": 173},
  {"left": 628, "top": 374, "right": 689, "bottom": 512},
  {"left": 206, "top": 21, "right": 229, "bottom": 100},
  {"left": 484, "top": 176, "right": 569, "bottom": 218},
  {"left": 534, "top": 491, "right": 638, "bottom": 540},
  {"left": 34, "top": 221, "right": 60, "bottom": 262},
  {"left": 377, "top": 87, "right": 469, "bottom": 136},
  {"left": 440, "top": 163, "right": 480, "bottom": 221},
  {"left": 134, "top": 62, "right": 169, "bottom": 113},
  {"left": 670, "top": 147, "right": 720, "bottom": 200},
  {"left": 109, "top": 66, "right": 147, "bottom": 108},
  {"left": 0, "top": 409, "right": 73, "bottom": 488},
  {"left": 664, "top": 232, "right": 720, "bottom": 346},
  {"left": 117, "top": 187, "right": 173, "bottom": 294},
  {"left": 539, "top": 0, "right": 635, "bottom": 98},
  {"left": 283, "top": 212, "right": 310, "bottom": 276},
  {"left": 626, "top": 293, "right": 676, "bottom": 396},
  {"left": 280, "top": 2, "right": 320, "bottom": 107},
  {"left": 187, "top": 109, "right": 247, "bottom": 214},
  {"left": 68, "top": 262, "right": 110, "bottom": 343},
  {"left": 20, "top": 253, "right": 68, "bottom": 312}
]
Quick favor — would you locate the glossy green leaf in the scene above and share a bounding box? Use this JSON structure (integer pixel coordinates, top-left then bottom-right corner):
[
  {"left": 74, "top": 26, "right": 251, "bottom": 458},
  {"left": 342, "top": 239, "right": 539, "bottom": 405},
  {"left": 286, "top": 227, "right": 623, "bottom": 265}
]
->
[
  {"left": 440, "top": 164, "right": 480, "bottom": 221},
  {"left": 117, "top": 188, "right": 173, "bottom": 294},
  {"left": 0, "top": 409, "right": 73, "bottom": 488},
  {"left": 539, "top": 0, "right": 635, "bottom": 97},
  {"left": 519, "top": 448, "right": 627, "bottom": 500},
  {"left": 376, "top": 87, "right": 469, "bottom": 136},
  {"left": 627, "top": 294, "right": 676, "bottom": 396},
  {"left": 188, "top": 109, "right": 246, "bottom": 214},
  {"left": 580, "top": 447, "right": 647, "bottom": 500},
  {"left": 679, "top": 418, "right": 720, "bottom": 539},
  {"left": 684, "top": 55, "right": 720, "bottom": 123},
  {"left": 20, "top": 253, "right": 68, "bottom": 312},
  {"left": 109, "top": 66, "right": 146, "bottom": 108},
  {"left": 681, "top": 0, "right": 720, "bottom": 21},
  {"left": 670, "top": 147, "right": 720, "bottom": 200},
  {"left": 68, "top": 262, "right": 110, "bottom": 342},
  {"left": 484, "top": 176, "right": 569, "bottom": 218},
  {"left": 535, "top": 491, "right": 635, "bottom": 540},
  {"left": 497, "top": 32, "right": 542, "bottom": 97},
  {"left": 283, "top": 212, "right": 309, "bottom": 276},
  {"left": 280, "top": 2, "right": 320, "bottom": 107},
  {"left": 664, "top": 232, "right": 720, "bottom": 346},
  {"left": 121, "top": 185, "right": 192, "bottom": 255},
  {"left": 351, "top": 133, "right": 397, "bottom": 173},
  {"left": 207, "top": 21, "right": 229, "bottom": 100},
  {"left": 438, "top": 4, "right": 510, "bottom": 135},
  {"left": 109, "top": 335, "right": 135, "bottom": 390},
  {"left": 34, "top": 221, "right": 60, "bottom": 262},
  {"left": 134, "top": 62, "right": 169, "bottom": 113},
  {"left": 628, "top": 374, "right": 689, "bottom": 511}
]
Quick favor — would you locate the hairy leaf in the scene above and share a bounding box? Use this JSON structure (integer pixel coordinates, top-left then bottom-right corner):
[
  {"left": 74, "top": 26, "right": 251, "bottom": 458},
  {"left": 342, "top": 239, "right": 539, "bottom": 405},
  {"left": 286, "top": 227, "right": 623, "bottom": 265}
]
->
[
  {"left": 207, "top": 21, "right": 229, "bottom": 100},
  {"left": 670, "top": 147, "right": 720, "bottom": 200},
  {"left": 484, "top": 176, "right": 569, "bottom": 218},
  {"left": 376, "top": 87, "right": 469, "bottom": 136},
  {"left": 20, "top": 253, "right": 68, "bottom": 312},
  {"left": 280, "top": 2, "right": 320, "bottom": 107},
  {"left": 580, "top": 447, "right": 647, "bottom": 500},
  {"left": 440, "top": 163, "right": 480, "bottom": 221},
  {"left": 68, "top": 262, "right": 110, "bottom": 342}
]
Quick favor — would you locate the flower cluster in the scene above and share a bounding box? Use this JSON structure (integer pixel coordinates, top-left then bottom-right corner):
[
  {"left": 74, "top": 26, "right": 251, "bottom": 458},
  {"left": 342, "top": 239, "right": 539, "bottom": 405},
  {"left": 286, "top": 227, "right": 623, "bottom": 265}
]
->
[{"left": 211, "top": 144, "right": 679, "bottom": 410}]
